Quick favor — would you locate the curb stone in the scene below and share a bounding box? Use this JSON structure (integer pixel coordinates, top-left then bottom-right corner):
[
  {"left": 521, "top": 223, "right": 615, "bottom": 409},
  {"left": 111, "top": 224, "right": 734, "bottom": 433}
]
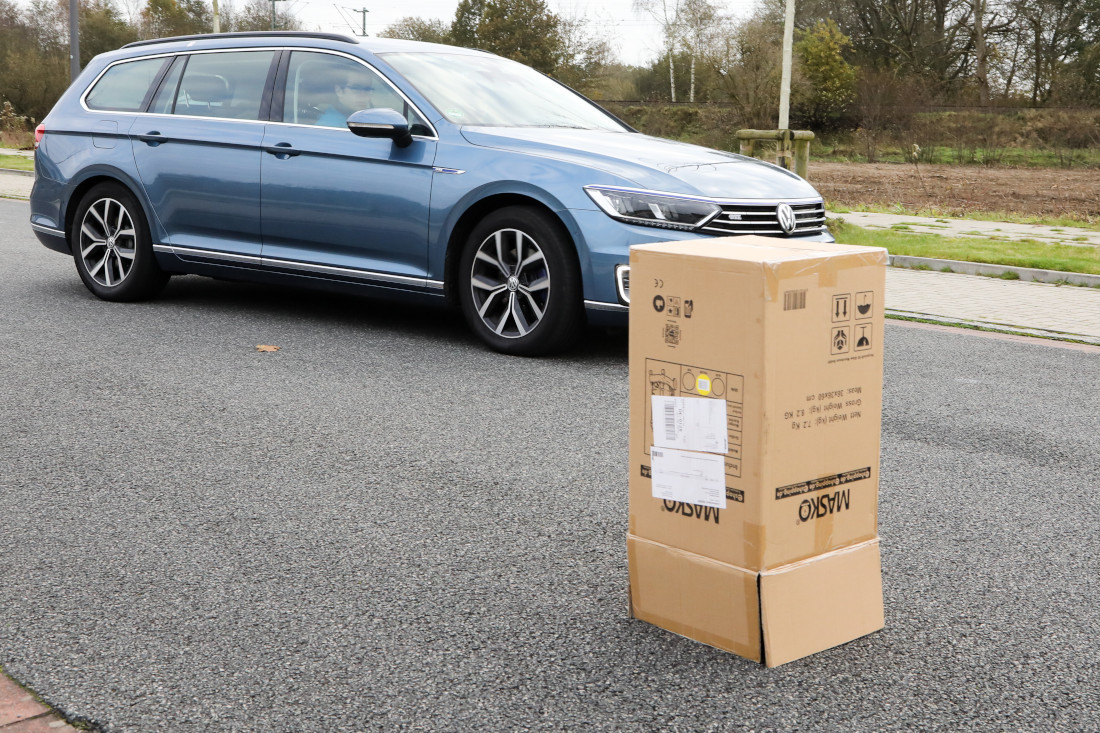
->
[{"left": 888, "top": 254, "right": 1100, "bottom": 288}]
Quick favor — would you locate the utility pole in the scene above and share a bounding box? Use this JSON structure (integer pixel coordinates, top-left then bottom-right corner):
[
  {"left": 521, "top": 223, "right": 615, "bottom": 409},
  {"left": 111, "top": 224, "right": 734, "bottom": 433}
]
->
[
  {"left": 270, "top": 0, "right": 286, "bottom": 30},
  {"left": 69, "top": 0, "right": 80, "bottom": 81},
  {"left": 349, "top": 7, "right": 368, "bottom": 36},
  {"left": 778, "top": 0, "right": 795, "bottom": 130},
  {"left": 212, "top": 0, "right": 220, "bottom": 33}
]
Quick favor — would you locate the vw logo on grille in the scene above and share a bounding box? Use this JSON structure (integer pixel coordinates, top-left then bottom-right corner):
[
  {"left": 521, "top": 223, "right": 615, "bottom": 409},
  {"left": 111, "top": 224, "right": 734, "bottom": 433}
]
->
[{"left": 776, "top": 203, "right": 797, "bottom": 235}]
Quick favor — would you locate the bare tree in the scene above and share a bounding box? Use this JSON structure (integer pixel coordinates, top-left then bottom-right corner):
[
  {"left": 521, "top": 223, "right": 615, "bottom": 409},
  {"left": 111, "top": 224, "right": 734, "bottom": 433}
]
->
[{"left": 633, "top": 0, "right": 683, "bottom": 101}]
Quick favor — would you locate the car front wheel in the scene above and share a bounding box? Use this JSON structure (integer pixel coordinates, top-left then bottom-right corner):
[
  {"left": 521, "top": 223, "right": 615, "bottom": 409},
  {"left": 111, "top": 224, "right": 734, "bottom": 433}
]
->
[
  {"left": 458, "top": 206, "right": 583, "bottom": 356},
  {"left": 71, "top": 182, "right": 168, "bottom": 302}
]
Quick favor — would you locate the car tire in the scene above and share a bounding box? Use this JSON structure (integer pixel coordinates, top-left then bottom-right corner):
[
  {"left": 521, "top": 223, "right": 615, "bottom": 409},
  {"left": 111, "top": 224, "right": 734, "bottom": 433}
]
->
[
  {"left": 71, "top": 182, "right": 169, "bottom": 302},
  {"left": 458, "top": 206, "right": 584, "bottom": 356}
]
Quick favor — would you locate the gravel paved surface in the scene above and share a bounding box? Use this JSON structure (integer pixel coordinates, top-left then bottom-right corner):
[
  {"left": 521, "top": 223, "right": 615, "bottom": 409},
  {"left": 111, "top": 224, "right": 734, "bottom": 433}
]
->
[{"left": 2, "top": 198, "right": 1098, "bottom": 732}]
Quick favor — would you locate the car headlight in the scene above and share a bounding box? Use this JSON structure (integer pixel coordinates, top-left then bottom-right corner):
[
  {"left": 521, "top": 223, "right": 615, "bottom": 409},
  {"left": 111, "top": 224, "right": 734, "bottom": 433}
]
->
[{"left": 585, "top": 186, "right": 722, "bottom": 231}]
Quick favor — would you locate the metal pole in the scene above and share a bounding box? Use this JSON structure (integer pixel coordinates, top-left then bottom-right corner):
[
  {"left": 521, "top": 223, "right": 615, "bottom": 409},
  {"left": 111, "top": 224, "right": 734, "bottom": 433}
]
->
[
  {"left": 69, "top": 0, "right": 80, "bottom": 82},
  {"left": 778, "top": 0, "right": 795, "bottom": 129}
]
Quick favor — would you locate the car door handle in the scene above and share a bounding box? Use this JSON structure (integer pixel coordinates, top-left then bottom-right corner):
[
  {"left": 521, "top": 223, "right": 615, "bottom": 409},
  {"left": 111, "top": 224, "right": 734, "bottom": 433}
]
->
[
  {"left": 264, "top": 143, "right": 300, "bottom": 159},
  {"left": 137, "top": 131, "right": 164, "bottom": 146}
]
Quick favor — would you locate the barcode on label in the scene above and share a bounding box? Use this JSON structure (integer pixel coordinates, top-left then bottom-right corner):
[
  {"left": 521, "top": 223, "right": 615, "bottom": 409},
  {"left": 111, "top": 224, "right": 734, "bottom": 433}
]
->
[
  {"left": 784, "top": 289, "right": 807, "bottom": 311},
  {"left": 664, "top": 401, "right": 676, "bottom": 441}
]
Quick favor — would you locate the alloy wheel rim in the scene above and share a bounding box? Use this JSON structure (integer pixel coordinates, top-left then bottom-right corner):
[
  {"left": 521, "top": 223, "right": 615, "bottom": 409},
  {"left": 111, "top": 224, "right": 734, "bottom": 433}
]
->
[
  {"left": 79, "top": 198, "right": 137, "bottom": 288},
  {"left": 470, "top": 228, "right": 550, "bottom": 339}
]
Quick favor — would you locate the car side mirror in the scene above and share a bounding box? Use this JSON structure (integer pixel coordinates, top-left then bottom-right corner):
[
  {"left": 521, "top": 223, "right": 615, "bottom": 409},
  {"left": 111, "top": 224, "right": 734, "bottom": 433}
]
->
[{"left": 346, "top": 108, "right": 413, "bottom": 148}]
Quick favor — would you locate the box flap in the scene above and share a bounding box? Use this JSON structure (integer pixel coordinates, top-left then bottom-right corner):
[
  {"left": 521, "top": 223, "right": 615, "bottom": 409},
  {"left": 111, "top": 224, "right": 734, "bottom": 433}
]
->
[
  {"left": 628, "top": 534, "right": 761, "bottom": 661},
  {"left": 631, "top": 236, "right": 887, "bottom": 266},
  {"left": 759, "top": 538, "right": 884, "bottom": 667}
]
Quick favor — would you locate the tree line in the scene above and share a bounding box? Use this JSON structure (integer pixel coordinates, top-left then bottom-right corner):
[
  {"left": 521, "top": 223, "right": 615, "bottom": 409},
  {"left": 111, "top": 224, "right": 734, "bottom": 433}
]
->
[
  {"left": 1, "top": 0, "right": 1098, "bottom": 135},
  {"left": 0, "top": 0, "right": 300, "bottom": 123}
]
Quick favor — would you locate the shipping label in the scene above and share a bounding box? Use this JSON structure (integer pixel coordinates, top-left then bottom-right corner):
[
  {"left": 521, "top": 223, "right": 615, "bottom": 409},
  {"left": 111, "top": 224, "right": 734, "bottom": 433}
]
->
[{"left": 649, "top": 447, "right": 727, "bottom": 509}]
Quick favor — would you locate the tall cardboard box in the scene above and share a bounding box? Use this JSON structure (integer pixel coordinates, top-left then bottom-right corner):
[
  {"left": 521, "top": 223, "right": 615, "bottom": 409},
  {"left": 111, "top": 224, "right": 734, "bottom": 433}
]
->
[{"left": 627, "top": 236, "right": 887, "bottom": 667}]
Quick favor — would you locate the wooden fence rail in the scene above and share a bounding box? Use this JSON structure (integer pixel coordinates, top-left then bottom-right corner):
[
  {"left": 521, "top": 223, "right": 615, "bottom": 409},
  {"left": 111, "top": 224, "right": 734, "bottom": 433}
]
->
[{"left": 735, "top": 129, "right": 815, "bottom": 180}]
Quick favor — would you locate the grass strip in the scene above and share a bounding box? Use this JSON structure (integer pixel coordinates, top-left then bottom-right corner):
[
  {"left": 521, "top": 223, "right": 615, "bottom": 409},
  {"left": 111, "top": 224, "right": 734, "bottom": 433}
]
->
[
  {"left": 830, "top": 219, "right": 1100, "bottom": 275},
  {"left": 828, "top": 203, "right": 1100, "bottom": 231},
  {"left": 0, "top": 154, "right": 33, "bottom": 171}
]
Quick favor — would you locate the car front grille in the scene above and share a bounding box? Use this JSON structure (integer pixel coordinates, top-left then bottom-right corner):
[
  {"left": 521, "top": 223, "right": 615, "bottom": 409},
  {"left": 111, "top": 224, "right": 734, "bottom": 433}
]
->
[{"left": 700, "top": 200, "right": 827, "bottom": 236}]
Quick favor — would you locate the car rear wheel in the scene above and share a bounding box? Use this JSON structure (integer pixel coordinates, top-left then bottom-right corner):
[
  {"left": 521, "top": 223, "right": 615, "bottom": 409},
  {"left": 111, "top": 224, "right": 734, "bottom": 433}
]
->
[
  {"left": 458, "top": 206, "right": 583, "bottom": 356},
  {"left": 71, "top": 183, "right": 168, "bottom": 302}
]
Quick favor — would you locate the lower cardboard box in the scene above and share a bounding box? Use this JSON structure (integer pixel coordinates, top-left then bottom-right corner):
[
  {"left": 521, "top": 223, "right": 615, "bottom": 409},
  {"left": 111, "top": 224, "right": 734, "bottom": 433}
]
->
[{"left": 627, "top": 535, "right": 884, "bottom": 667}]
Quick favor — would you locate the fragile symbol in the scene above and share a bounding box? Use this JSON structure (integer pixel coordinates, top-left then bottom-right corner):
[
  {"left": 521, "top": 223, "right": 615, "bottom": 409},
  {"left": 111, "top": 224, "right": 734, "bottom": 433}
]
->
[{"left": 653, "top": 295, "right": 666, "bottom": 313}]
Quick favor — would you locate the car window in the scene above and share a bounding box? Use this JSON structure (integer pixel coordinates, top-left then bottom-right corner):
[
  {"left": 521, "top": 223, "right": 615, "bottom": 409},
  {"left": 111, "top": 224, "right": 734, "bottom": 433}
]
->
[
  {"left": 380, "top": 52, "right": 628, "bottom": 131},
  {"left": 85, "top": 57, "right": 169, "bottom": 112},
  {"left": 283, "top": 51, "right": 429, "bottom": 133},
  {"left": 149, "top": 55, "right": 185, "bottom": 115},
  {"left": 173, "top": 51, "right": 276, "bottom": 120}
]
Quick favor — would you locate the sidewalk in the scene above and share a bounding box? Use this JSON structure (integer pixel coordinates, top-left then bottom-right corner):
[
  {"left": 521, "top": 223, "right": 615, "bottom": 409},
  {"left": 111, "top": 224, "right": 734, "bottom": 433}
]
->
[
  {"left": 2, "top": 169, "right": 1098, "bottom": 345},
  {"left": 0, "top": 673, "right": 80, "bottom": 732}
]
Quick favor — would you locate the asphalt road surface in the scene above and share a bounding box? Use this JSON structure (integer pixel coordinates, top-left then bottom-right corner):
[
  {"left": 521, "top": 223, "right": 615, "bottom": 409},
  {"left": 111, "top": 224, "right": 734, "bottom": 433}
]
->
[{"left": 2, "top": 198, "right": 1098, "bottom": 732}]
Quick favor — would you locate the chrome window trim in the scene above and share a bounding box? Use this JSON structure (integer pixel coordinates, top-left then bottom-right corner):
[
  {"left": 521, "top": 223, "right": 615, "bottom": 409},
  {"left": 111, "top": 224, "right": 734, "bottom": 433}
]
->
[
  {"left": 77, "top": 47, "right": 439, "bottom": 140},
  {"left": 154, "top": 243, "right": 444, "bottom": 290}
]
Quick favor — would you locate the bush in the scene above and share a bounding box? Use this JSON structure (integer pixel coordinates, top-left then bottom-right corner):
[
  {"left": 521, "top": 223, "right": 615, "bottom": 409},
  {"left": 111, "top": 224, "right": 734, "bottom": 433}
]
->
[{"left": 0, "top": 100, "right": 33, "bottom": 149}]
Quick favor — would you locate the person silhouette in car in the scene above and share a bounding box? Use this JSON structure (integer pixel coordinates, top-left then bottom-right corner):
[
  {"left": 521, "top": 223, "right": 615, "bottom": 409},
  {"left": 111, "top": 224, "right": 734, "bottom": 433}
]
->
[{"left": 317, "top": 71, "right": 375, "bottom": 128}]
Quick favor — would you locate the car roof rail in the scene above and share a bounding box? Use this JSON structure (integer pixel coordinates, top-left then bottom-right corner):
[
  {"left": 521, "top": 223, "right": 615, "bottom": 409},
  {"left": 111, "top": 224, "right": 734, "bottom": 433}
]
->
[{"left": 123, "top": 31, "right": 358, "bottom": 49}]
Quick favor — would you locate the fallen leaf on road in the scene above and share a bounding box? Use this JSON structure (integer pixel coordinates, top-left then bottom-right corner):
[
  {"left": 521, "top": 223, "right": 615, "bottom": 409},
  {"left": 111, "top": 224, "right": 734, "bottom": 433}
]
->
[{"left": 255, "top": 344, "right": 280, "bottom": 352}]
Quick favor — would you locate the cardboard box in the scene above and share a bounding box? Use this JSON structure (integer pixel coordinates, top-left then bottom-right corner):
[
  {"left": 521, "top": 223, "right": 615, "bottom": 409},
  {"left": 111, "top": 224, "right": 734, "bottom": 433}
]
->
[
  {"left": 627, "top": 236, "right": 887, "bottom": 665},
  {"left": 628, "top": 535, "right": 884, "bottom": 667}
]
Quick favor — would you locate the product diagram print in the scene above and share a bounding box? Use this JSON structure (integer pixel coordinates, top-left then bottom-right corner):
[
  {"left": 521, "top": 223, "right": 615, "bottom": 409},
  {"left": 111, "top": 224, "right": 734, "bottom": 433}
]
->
[
  {"left": 856, "top": 291, "right": 874, "bottom": 319},
  {"left": 649, "top": 370, "right": 678, "bottom": 396},
  {"left": 683, "top": 371, "right": 726, "bottom": 397},
  {"left": 832, "top": 293, "right": 851, "bottom": 322}
]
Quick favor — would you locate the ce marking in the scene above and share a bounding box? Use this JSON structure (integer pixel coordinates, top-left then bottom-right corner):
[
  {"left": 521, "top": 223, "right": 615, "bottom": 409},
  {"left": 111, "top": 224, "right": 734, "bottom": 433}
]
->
[{"left": 653, "top": 278, "right": 664, "bottom": 288}]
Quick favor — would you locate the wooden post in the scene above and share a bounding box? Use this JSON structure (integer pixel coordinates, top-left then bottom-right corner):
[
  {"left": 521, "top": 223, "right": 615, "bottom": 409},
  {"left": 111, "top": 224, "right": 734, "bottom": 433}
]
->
[{"left": 736, "top": 129, "right": 815, "bottom": 180}]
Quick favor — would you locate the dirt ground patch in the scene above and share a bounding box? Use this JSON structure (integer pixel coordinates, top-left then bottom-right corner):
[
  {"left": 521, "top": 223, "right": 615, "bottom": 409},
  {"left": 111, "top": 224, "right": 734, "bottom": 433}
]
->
[{"left": 810, "top": 162, "right": 1100, "bottom": 221}]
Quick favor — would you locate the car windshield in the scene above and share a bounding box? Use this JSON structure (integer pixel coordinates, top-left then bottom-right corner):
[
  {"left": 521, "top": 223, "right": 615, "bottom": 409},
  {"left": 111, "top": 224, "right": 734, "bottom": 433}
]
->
[{"left": 379, "top": 52, "right": 629, "bottom": 131}]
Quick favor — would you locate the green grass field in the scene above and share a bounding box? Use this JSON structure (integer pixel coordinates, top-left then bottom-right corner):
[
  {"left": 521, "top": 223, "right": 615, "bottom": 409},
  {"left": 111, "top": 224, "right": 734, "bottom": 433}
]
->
[
  {"left": 830, "top": 219, "right": 1100, "bottom": 275},
  {"left": 0, "top": 153, "right": 33, "bottom": 171}
]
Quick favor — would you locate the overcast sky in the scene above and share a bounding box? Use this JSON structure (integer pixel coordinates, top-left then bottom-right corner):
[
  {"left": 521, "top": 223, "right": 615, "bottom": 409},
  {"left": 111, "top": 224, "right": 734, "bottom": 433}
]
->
[{"left": 270, "top": 0, "right": 758, "bottom": 67}]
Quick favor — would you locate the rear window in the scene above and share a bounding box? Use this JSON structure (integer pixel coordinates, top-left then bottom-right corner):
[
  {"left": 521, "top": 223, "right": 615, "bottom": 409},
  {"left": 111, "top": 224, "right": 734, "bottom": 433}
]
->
[{"left": 85, "top": 57, "right": 168, "bottom": 112}]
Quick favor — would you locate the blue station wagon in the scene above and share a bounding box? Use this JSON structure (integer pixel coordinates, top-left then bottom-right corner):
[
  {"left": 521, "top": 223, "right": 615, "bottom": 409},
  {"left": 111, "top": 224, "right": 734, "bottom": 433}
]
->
[{"left": 30, "top": 31, "right": 832, "bottom": 355}]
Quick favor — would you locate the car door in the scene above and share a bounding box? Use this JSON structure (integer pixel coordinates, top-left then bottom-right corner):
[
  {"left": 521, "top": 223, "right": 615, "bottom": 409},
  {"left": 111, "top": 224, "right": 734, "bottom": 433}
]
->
[
  {"left": 131, "top": 49, "right": 278, "bottom": 261},
  {"left": 259, "top": 50, "right": 437, "bottom": 283}
]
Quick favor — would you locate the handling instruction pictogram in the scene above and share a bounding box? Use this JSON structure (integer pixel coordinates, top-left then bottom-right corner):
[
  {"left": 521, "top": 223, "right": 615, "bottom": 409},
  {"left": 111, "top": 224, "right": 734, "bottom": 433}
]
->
[
  {"left": 854, "top": 324, "right": 872, "bottom": 351},
  {"left": 832, "top": 293, "right": 851, "bottom": 322},
  {"left": 831, "top": 326, "right": 850, "bottom": 355},
  {"left": 856, "top": 291, "right": 874, "bottom": 319}
]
